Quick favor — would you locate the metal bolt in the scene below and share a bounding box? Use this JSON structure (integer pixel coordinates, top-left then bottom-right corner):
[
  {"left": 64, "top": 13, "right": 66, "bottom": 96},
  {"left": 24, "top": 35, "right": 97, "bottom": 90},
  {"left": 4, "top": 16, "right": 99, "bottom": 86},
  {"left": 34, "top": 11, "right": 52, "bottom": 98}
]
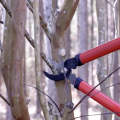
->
[{"left": 61, "top": 67, "right": 68, "bottom": 74}]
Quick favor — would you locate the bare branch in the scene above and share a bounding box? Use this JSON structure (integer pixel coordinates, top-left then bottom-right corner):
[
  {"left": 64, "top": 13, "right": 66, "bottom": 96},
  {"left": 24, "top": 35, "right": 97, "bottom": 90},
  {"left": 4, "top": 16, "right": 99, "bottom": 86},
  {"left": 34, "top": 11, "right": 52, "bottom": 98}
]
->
[
  {"left": 41, "top": 52, "right": 59, "bottom": 75},
  {"left": 27, "top": 0, "right": 33, "bottom": 7},
  {"left": 0, "top": 93, "right": 10, "bottom": 106},
  {"left": 0, "top": 0, "right": 12, "bottom": 17},
  {"left": 26, "top": 84, "right": 62, "bottom": 117},
  {"left": 70, "top": 66, "right": 120, "bottom": 113},
  {"left": 80, "top": 83, "right": 120, "bottom": 104},
  {"left": 70, "top": 112, "right": 120, "bottom": 120},
  {"left": 27, "top": 0, "right": 53, "bottom": 42},
  {"left": 0, "top": 0, "right": 56, "bottom": 72},
  {"left": 105, "top": 0, "right": 114, "bottom": 8},
  {"left": 24, "top": 30, "right": 35, "bottom": 47}
]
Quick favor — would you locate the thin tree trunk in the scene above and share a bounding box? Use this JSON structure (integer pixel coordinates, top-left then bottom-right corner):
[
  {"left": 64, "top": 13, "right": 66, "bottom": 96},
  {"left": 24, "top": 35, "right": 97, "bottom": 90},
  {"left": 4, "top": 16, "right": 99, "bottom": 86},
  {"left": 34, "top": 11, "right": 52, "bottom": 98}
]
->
[
  {"left": 23, "top": 39, "right": 27, "bottom": 97},
  {"left": 78, "top": 1, "right": 88, "bottom": 120},
  {"left": 96, "top": 1, "right": 112, "bottom": 120},
  {"left": 33, "top": 0, "right": 50, "bottom": 119},
  {"left": 1, "top": 0, "right": 30, "bottom": 119},
  {"left": 113, "top": 1, "right": 120, "bottom": 120},
  {"left": 43, "top": 0, "right": 59, "bottom": 107},
  {"left": 113, "top": 51, "right": 119, "bottom": 120},
  {"left": 10, "top": 0, "right": 30, "bottom": 119},
  {"left": 36, "top": 0, "right": 45, "bottom": 116},
  {"left": 1, "top": 0, "right": 13, "bottom": 120},
  {"left": 50, "top": 1, "right": 80, "bottom": 119}
]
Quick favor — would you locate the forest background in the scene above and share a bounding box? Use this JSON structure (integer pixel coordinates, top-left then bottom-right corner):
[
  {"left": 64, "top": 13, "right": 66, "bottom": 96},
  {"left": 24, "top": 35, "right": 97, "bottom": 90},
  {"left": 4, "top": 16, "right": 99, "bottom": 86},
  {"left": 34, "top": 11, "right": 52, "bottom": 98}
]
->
[{"left": 0, "top": 0, "right": 120, "bottom": 120}]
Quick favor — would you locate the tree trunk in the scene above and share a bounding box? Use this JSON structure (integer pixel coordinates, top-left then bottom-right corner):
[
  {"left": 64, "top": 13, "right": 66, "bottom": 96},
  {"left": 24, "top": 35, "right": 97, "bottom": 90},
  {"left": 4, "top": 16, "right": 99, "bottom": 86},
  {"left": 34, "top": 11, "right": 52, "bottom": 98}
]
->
[
  {"left": 36, "top": 0, "right": 45, "bottom": 116},
  {"left": 78, "top": 1, "right": 88, "bottom": 120},
  {"left": 96, "top": 0, "right": 112, "bottom": 120},
  {"left": 33, "top": 0, "right": 50, "bottom": 119},
  {"left": 10, "top": 1, "right": 30, "bottom": 119},
  {"left": 1, "top": 1, "right": 13, "bottom": 120},
  {"left": 43, "top": 0, "right": 59, "bottom": 107},
  {"left": 1, "top": 0, "right": 30, "bottom": 120}
]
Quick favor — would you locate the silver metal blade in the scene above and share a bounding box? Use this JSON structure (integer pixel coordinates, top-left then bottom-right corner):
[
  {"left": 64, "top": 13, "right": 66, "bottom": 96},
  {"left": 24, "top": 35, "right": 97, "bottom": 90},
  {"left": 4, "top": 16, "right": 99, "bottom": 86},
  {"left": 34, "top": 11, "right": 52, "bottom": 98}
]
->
[{"left": 67, "top": 74, "right": 76, "bottom": 85}]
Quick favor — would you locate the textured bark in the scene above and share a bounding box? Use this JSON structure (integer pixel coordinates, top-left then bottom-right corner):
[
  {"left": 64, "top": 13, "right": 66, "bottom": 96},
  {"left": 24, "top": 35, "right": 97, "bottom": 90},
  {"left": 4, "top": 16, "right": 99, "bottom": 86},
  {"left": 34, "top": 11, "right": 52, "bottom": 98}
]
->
[
  {"left": 10, "top": 1, "right": 30, "bottom": 120},
  {"left": 1, "top": 1, "right": 13, "bottom": 120},
  {"left": 66, "top": 27, "right": 71, "bottom": 59},
  {"left": 113, "top": 51, "right": 119, "bottom": 120},
  {"left": 36, "top": 0, "right": 45, "bottom": 116},
  {"left": 96, "top": 1, "right": 112, "bottom": 120},
  {"left": 90, "top": 0, "right": 95, "bottom": 86},
  {"left": 1, "top": 0, "right": 30, "bottom": 119},
  {"left": 78, "top": 1, "right": 88, "bottom": 120},
  {"left": 50, "top": 0, "right": 79, "bottom": 119},
  {"left": 1, "top": 0, "right": 80, "bottom": 119},
  {"left": 113, "top": 1, "right": 119, "bottom": 120},
  {"left": 33, "top": 0, "right": 50, "bottom": 120},
  {"left": 43, "top": 0, "right": 59, "bottom": 109}
]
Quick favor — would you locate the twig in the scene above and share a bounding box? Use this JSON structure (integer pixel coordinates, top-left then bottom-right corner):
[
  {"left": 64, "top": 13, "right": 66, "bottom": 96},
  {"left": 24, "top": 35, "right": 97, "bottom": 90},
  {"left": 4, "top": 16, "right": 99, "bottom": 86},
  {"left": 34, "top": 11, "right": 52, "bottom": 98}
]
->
[
  {"left": 0, "top": 0, "right": 12, "bottom": 17},
  {"left": 70, "top": 66, "right": 120, "bottom": 113},
  {"left": 105, "top": 0, "right": 115, "bottom": 8},
  {"left": 41, "top": 52, "right": 59, "bottom": 75},
  {"left": 27, "top": 0, "right": 53, "bottom": 42},
  {"left": 24, "top": 30, "right": 35, "bottom": 47},
  {"left": 0, "top": 0, "right": 35, "bottom": 47},
  {"left": 0, "top": 93, "right": 10, "bottom": 106},
  {"left": 27, "top": 0, "right": 33, "bottom": 7},
  {"left": 70, "top": 112, "right": 120, "bottom": 120},
  {"left": 113, "top": 0, "right": 118, "bottom": 8},
  {"left": 81, "top": 83, "right": 120, "bottom": 104},
  {"left": 25, "top": 84, "right": 62, "bottom": 117},
  {"left": 0, "top": 0, "right": 55, "bottom": 71}
]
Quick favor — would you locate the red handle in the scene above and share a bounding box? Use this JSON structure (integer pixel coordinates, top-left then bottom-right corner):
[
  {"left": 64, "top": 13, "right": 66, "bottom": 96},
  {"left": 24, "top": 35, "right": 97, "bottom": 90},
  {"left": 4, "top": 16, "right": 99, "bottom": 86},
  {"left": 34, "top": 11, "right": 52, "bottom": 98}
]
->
[
  {"left": 79, "top": 81, "right": 120, "bottom": 117},
  {"left": 80, "top": 37, "right": 120, "bottom": 64}
]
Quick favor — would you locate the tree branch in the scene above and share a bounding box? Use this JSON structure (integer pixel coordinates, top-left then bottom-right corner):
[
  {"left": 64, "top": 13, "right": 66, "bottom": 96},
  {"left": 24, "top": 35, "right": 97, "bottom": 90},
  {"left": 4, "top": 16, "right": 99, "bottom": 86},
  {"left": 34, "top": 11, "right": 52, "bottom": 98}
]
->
[
  {"left": 27, "top": 0, "right": 53, "bottom": 42},
  {"left": 0, "top": 0, "right": 12, "bottom": 17},
  {"left": 26, "top": 84, "right": 62, "bottom": 117},
  {"left": 105, "top": 0, "right": 114, "bottom": 8},
  {"left": 0, "top": 0, "right": 56, "bottom": 73},
  {"left": 70, "top": 112, "right": 120, "bottom": 120},
  {"left": 0, "top": 93, "right": 10, "bottom": 106},
  {"left": 70, "top": 66, "right": 120, "bottom": 113}
]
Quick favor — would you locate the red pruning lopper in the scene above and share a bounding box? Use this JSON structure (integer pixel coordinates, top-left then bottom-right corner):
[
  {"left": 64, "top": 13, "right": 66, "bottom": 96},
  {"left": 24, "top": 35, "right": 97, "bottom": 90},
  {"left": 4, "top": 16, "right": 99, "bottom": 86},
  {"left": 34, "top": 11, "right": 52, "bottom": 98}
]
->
[{"left": 43, "top": 37, "right": 120, "bottom": 117}]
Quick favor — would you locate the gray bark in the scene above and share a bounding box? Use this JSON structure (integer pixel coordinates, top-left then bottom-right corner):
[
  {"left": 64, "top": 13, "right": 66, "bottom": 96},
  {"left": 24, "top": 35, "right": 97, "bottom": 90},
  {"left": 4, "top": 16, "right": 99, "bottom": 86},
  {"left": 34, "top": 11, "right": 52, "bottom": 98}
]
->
[{"left": 78, "top": 1, "right": 88, "bottom": 120}]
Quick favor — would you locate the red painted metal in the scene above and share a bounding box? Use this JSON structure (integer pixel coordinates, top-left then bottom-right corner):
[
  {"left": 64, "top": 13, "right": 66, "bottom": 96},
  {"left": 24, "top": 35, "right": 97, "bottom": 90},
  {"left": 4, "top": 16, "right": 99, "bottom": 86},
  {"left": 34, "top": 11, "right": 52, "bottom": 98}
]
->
[
  {"left": 79, "top": 81, "right": 120, "bottom": 117},
  {"left": 80, "top": 37, "right": 120, "bottom": 64}
]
